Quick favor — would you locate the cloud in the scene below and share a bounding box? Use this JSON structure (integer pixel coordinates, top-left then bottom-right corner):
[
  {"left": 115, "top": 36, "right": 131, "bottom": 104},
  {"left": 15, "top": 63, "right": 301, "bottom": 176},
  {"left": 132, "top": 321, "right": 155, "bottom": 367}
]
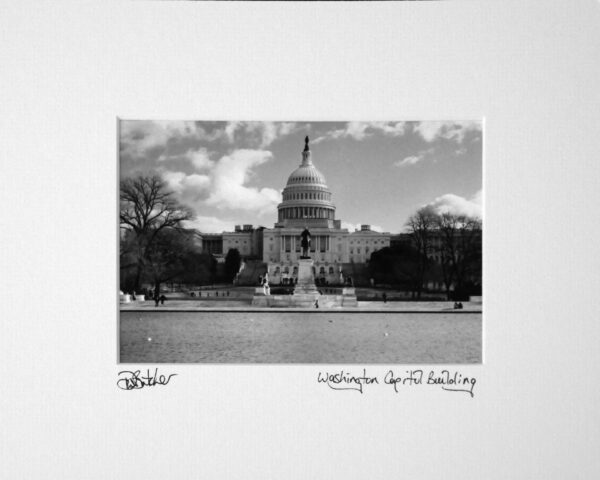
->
[
  {"left": 184, "top": 216, "right": 238, "bottom": 234},
  {"left": 225, "top": 122, "right": 241, "bottom": 143},
  {"left": 395, "top": 155, "right": 423, "bottom": 168},
  {"left": 424, "top": 190, "right": 482, "bottom": 218},
  {"left": 157, "top": 147, "right": 214, "bottom": 169},
  {"left": 121, "top": 121, "right": 288, "bottom": 222},
  {"left": 120, "top": 120, "right": 225, "bottom": 161},
  {"left": 394, "top": 147, "right": 434, "bottom": 168},
  {"left": 182, "top": 174, "right": 212, "bottom": 192},
  {"left": 341, "top": 222, "right": 384, "bottom": 232},
  {"left": 371, "top": 122, "right": 408, "bottom": 136},
  {"left": 120, "top": 121, "right": 195, "bottom": 158},
  {"left": 313, "top": 121, "right": 407, "bottom": 144},
  {"left": 121, "top": 121, "right": 300, "bottom": 166},
  {"left": 224, "top": 121, "right": 298, "bottom": 148},
  {"left": 162, "top": 171, "right": 186, "bottom": 192},
  {"left": 470, "top": 189, "right": 482, "bottom": 206},
  {"left": 313, "top": 120, "right": 480, "bottom": 146},
  {"left": 258, "top": 122, "right": 297, "bottom": 148},
  {"left": 204, "top": 149, "right": 281, "bottom": 214},
  {"left": 185, "top": 148, "right": 213, "bottom": 170},
  {"left": 415, "top": 121, "right": 481, "bottom": 144},
  {"left": 162, "top": 171, "right": 211, "bottom": 201},
  {"left": 162, "top": 148, "right": 281, "bottom": 218}
]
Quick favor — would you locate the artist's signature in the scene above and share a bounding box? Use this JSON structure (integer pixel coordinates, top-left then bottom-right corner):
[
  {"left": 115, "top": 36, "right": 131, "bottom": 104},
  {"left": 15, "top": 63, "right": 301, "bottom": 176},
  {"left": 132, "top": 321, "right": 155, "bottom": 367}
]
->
[
  {"left": 117, "top": 368, "right": 177, "bottom": 390},
  {"left": 317, "top": 369, "right": 476, "bottom": 397}
]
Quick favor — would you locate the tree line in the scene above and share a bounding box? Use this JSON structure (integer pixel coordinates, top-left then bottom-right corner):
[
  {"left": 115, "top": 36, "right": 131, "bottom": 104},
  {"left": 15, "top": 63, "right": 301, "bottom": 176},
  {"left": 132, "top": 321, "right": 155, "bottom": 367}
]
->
[
  {"left": 121, "top": 174, "right": 481, "bottom": 300},
  {"left": 369, "top": 207, "right": 482, "bottom": 300}
]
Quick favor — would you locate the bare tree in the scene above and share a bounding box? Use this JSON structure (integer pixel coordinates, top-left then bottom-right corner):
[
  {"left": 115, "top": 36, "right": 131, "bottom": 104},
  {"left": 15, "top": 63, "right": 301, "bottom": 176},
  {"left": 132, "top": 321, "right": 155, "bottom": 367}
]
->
[
  {"left": 120, "top": 175, "right": 194, "bottom": 292},
  {"left": 144, "top": 228, "right": 196, "bottom": 298},
  {"left": 434, "top": 213, "right": 482, "bottom": 300},
  {"left": 406, "top": 206, "right": 437, "bottom": 298}
]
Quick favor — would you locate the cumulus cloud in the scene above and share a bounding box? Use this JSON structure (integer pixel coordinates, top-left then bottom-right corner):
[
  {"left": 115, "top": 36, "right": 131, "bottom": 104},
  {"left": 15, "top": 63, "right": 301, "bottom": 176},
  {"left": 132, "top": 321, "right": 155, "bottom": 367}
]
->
[
  {"left": 184, "top": 174, "right": 212, "bottom": 190},
  {"left": 162, "top": 171, "right": 187, "bottom": 193},
  {"left": 341, "top": 222, "right": 384, "bottom": 232},
  {"left": 161, "top": 148, "right": 281, "bottom": 218},
  {"left": 424, "top": 190, "right": 483, "bottom": 218},
  {"left": 313, "top": 121, "right": 407, "bottom": 143},
  {"left": 122, "top": 121, "right": 290, "bottom": 222},
  {"left": 162, "top": 171, "right": 211, "bottom": 201},
  {"left": 204, "top": 149, "right": 281, "bottom": 214},
  {"left": 185, "top": 148, "right": 213, "bottom": 170},
  {"left": 184, "top": 216, "right": 238, "bottom": 234},
  {"left": 415, "top": 121, "right": 481, "bottom": 144},
  {"left": 471, "top": 189, "right": 482, "bottom": 205}
]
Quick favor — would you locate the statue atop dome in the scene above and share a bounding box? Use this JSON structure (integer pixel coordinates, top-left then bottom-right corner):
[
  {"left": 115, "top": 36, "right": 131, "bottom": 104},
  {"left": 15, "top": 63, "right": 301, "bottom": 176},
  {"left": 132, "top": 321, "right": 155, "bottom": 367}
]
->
[{"left": 303, "top": 135, "right": 310, "bottom": 152}]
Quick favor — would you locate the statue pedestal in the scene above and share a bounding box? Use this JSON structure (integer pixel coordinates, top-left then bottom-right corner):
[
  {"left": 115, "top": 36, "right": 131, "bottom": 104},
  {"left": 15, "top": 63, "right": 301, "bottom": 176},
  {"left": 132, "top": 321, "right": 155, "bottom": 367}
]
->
[
  {"left": 293, "top": 259, "right": 319, "bottom": 295},
  {"left": 290, "top": 259, "right": 320, "bottom": 306},
  {"left": 253, "top": 259, "right": 352, "bottom": 308}
]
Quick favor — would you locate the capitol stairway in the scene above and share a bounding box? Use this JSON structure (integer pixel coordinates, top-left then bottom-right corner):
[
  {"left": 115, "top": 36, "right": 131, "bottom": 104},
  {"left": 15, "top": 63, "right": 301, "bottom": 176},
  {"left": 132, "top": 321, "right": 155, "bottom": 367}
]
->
[{"left": 236, "top": 259, "right": 268, "bottom": 286}]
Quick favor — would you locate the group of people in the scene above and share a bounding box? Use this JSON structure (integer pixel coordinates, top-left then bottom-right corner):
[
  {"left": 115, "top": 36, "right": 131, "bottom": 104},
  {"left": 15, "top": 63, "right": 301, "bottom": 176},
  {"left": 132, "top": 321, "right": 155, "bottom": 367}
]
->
[
  {"left": 453, "top": 302, "right": 464, "bottom": 310},
  {"left": 154, "top": 294, "right": 166, "bottom": 307},
  {"left": 189, "top": 291, "right": 230, "bottom": 298}
]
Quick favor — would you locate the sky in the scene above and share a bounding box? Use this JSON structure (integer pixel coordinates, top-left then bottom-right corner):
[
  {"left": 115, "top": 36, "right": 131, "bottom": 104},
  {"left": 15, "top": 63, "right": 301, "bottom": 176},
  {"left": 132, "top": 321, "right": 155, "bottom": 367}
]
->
[{"left": 119, "top": 120, "right": 482, "bottom": 234}]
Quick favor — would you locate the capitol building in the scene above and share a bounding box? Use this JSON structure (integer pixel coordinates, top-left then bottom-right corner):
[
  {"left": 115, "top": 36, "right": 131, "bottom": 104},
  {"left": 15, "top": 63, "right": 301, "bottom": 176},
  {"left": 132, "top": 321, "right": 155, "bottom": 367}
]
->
[{"left": 199, "top": 137, "right": 391, "bottom": 286}]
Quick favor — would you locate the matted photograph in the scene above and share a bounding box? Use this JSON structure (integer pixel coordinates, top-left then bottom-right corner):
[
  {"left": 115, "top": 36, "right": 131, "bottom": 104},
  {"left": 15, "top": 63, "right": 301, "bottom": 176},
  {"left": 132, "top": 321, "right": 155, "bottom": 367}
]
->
[
  {"left": 119, "top": 120, "right": 483, "bottom": 363},
  {"left": 6, "top": 0, "right": 600, "bottom": 477}
]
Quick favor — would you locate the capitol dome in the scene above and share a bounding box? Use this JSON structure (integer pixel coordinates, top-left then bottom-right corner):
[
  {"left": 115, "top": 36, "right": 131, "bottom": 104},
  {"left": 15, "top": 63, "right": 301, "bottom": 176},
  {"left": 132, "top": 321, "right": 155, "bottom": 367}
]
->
[
  {"left": 276, "top": 137, "right": 336, "bottom": 225},
  {"left": 285, "top": 163, "right": 328, "bottom": 186}
]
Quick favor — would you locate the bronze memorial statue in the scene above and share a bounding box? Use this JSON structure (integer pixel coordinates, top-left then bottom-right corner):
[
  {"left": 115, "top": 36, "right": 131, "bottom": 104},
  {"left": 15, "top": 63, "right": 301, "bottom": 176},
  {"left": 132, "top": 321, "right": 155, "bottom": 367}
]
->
[
  {"left": 300, "top": 227, "right": 311, "bottom": 258},
  {"left": 304, "top": 135, "right": 310, "bottom": 151}
]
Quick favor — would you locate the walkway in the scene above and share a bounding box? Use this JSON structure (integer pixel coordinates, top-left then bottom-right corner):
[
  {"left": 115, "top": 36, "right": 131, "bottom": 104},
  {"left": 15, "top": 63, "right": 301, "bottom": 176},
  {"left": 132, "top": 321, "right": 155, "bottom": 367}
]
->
[{"left": 120, "top": 299, "right": 482, "bottom": 313}]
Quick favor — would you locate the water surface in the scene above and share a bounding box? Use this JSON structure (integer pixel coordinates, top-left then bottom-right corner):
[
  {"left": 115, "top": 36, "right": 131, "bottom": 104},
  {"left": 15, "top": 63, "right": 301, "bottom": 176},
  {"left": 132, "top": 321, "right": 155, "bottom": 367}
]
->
[{"left": 120, "top": 312, "right": 481, "bottom": 363}]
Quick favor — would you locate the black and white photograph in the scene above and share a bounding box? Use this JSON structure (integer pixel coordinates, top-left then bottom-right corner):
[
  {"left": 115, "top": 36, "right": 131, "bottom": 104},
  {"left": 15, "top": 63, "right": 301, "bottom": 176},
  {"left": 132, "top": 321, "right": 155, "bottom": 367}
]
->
[{"left": 119, "top": 120, "right": 482, "bottom": 363}]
